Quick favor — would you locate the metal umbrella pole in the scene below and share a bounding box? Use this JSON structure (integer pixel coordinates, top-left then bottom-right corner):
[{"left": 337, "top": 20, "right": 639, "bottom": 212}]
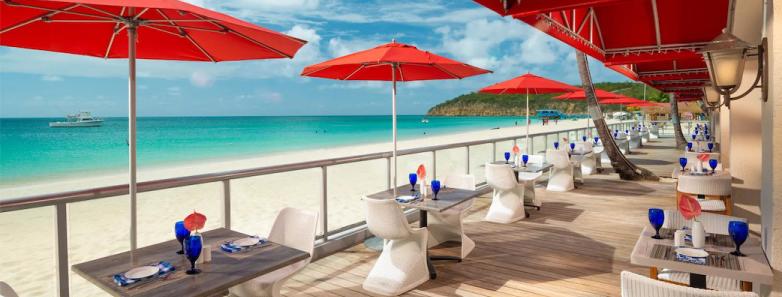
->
[
  {"left": 127, "top": 23, "right": 138, "bottom": 258},
  {"left": 525, "top": 88, "right": 530, "bottom": 154},
  {"left": 391, "top": 63, "right": 398, "bottom": 198}
]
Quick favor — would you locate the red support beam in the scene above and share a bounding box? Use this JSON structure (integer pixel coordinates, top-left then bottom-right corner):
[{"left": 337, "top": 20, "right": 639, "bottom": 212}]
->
[
  {"left": 639, "top": 72, "right": 710, "bottom": 82},
  {"left": 473, "top": 0, "right": 632, "bottom": 17},
  {"left": 604, "top": 51, "right": 702, "bottom": 65}
]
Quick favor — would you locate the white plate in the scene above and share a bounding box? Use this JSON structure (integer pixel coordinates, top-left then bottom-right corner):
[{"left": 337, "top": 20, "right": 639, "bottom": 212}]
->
[
  {"left": 232, "top": 237, "right": 261, "bottom": 247},
  {"left": 124, "top": 266, "right": 159, "bottom": 279},
  {"left": 675, "top": 247, "right": 709, "bottom": 258}
]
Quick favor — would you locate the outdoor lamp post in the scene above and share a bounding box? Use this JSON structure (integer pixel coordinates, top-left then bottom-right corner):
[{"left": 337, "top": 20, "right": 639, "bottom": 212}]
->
[{"left": 701, "top": 29, "right": 768, "bottom": 109}]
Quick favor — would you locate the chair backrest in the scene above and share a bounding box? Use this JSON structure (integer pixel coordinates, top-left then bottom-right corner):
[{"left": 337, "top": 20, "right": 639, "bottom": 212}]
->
[
  {"left": 546, "top": 149, "right": 570, "bottom": 169},
  {"left": 444, "top": 174, "right": 476, "bottom": 190},
  {"left": 268, "top": 208, "right": 319, "bottom": 256},
  {"left": 0, "top": 281, "right": 19, "bottom": 297},
  {"left": 527, "top": 154, "right": 545, "bottom": 166},
  {"left": 620, "top": 271, "right": 757, "bottom": 297},
  {"left": 485, "top": 163, "right": 517, "bottom": 191},
  {"left": 662, "top": 210, "right": 747, "bottom": 235},
  {"left": 581, "top": 141, "right": 593, "bottom": 152},
  {"left": 364, "top": 198, "right": 412, "bottom": 240}
]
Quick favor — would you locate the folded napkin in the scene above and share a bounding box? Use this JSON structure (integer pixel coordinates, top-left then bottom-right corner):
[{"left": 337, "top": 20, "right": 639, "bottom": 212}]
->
[
  {"left": 395, "top": 194, "right": 420, "bottom": 203},
  {"left": 220, "top": 236, "right": 268, "bottom": 253},
  {"left": 113, "top": 261, "right": 175, "bottom": 287}
]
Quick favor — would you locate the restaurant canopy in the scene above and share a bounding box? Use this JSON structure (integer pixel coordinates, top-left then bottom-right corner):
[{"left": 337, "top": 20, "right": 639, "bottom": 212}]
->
[{"left": 473, "top": 0, "right": 729, "bottom": 102}]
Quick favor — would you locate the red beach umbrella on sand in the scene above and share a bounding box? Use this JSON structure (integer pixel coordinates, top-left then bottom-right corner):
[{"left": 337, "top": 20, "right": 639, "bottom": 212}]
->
[
  {"left": 0, "top": 0, "right": 307, "bottom": 253},
  {"left": 479, "top": 73, "right": 580, "bottom": 153},
  {"left": 301, "top": 40, "right": 490, "bottom": 196},
  {"left": 553, "top": 89, "right": 624, "bottom": 100}
]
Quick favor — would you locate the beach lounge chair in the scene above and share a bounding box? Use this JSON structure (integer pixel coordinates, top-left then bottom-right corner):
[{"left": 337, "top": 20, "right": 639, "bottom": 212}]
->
[
  {"left": 621, "top": 271, "right": 757, "bottom": 297},
  {"left": 363, "top": 198, "right": 429, "bottom": 296},
  {"left": 427, "top": 174, "right": 476, "bottom": 259},
  {"left": 484, "top": 163, "right": 527, "bottom": 223},
  {"left": 229, "top": 208, "right": 319, "bottom": 297},
  {"left": 0, "top": 282, "right": 18, "bottom": 297},
  {"left": 546, "top": 149, "right": 574, "bottom": 192},
  {"left": 654, "top": 211, "right": 748, "bottom": 291}
]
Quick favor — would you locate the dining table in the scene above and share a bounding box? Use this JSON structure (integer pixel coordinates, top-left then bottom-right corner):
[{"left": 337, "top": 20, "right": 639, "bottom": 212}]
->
[
  {"left": 630, "top": 225, "right": 773, "bottom": 291},
  {"left": 677, "top": 170, "right": 732, "bottom": 214},
  {"left": 367, "top": 184, "right": 482, "bottom": 280},
  {"left": 72, "top": 228, "right": 310, "bottom": 297}
]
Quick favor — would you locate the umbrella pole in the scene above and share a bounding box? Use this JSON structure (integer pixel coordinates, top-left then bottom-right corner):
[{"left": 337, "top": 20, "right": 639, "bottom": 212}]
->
[
  {"left": 525, "top": 89, "right": 530, "bottom": 154},
  {"left": 128, "top": 25, "right": 138, "bottom": 260},
  {"left": 391, "top": 63, "right": 398, "bottom": 197}
]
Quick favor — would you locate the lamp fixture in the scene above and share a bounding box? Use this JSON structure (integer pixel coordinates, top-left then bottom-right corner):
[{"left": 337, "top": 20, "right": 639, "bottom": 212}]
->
[{"left": 701, "top": 29, "right": 767, "bottom": 109}]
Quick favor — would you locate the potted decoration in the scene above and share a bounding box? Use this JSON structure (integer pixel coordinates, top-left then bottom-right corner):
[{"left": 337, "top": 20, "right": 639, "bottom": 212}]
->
[{"left": 417, "top": 164, "right": 428, "bottom": 198}]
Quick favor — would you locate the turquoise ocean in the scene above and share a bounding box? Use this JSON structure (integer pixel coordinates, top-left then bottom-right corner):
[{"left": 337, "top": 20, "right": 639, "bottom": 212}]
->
[{"left": 0, "top": 115, "right": 580, "bottom": 185}]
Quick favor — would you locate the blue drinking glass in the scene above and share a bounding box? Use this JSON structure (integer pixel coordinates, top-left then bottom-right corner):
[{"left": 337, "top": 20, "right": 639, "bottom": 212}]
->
[
  {"left": 174, "top": 221, "right": 190, "bottom": 255},
  {"left": 625, "top": 129, "right": 629, "bottom": 134},
  {"left": 687, "top": 142, "right": 693, "bottom": 152},
  {"left": 553, "top": 141, "right": 559, "bottom": 150},
  {"left": 431, "top": 179, "right": 441, "bottom": 200},
  {"left": 504, "top": 152, "right": 510, "bottom": 164},
  {"left": 594, "top": 136, "right": 599, "bottom": 144},
  {"left": 613, "top": 132, "right": 618, "bottom": 138},
  {"left": 679, "top": 157, "right": 688, "bottom": 171},
  {"left": 705, "top": 135, "right": 711, "bottom": 141},
  {"left": 409, "top": 173, "right": 417, "bottom": 192},
  {"left": 522, "top": 154, "right": 529, "bottom": 166},
  {"left": 648, "top": 208, "right": 665, "bottom": 239},
  {"left": 692, "top": 134, "right": 697, "bottom": 140},
  {"left": 728, "top": 221, "right": 749, "bottom": 257},
  {"left": 709, "top": 159, "right": 718, "bottom": 172},
  {"left": 569, "top": 142, "right": 576, "bottom": 151},
  {"left": 184, "top": 233, "right": 203, "bottom": 274},
  {"left": 707, "top": 142, "right": 714, "bottom": 152},
  {"left": 582, "top": 135, "right": 587, "bottom": 142}
]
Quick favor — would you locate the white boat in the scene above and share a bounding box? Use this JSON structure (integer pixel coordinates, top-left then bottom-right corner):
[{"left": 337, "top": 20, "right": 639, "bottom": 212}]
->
[{"left": 49, "top": 112, "right": 104, "bottom": 127}]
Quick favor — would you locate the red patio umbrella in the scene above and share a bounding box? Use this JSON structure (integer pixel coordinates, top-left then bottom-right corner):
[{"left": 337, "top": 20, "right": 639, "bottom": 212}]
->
[
  {"left": 598, "top": 97, "right": 647, "bottom": 105},
  {"left": 301, "top": 40, "right": 490, "bottom": 196},
  {"left": 553, "top": 89, "right": 623, "bottom": 100},
  {"left": 479, "top": 73, "right": 580, "bottom": 153},
  {"left": 1, "top": 0, "right": 306, "bottom": 253}
]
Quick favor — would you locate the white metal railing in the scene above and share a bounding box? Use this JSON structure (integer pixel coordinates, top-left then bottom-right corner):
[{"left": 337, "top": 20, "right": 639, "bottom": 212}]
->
[{"left": 0, "top": 120, "right": 635, "bottom": 297}]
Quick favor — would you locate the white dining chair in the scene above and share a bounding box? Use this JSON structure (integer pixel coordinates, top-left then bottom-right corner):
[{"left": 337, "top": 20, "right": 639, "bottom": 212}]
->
[
  {"left": 546, "top": 149, "right": 574, "bottom": 192},
  {"left": 658, "top": 211, "right": 747, "bottom": 291},
  {"left": 629, "top": 131, "right": 642, "bottom": 149},
  {"left": 577, "top": 142, "right": 598, "bottom": 175},
  {"left": 363, "top": 198, "right": 429, "bottom": 296},
  {"left": 520, "top": 154, "right": 545, "bottom": 209},
  {"left": 0, "top": 282, "right": 18, "bottom": 297},
  {"left": 427, "top": 174, "right": 475, "bottom": 259},
  {"left": 229, "top": 208, "right": 319, "bottom": 297},
  {"left": 484, "top": 163, "right": 526, "bottom": 223},
  {"left": 621, "top": 271, "right": 757, "bottom": 297}
]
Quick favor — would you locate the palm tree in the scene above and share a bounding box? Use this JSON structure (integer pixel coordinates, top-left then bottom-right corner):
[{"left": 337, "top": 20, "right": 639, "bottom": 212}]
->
[
  {"left": 575, "top": 51, "right": 657, "bottom": 180},
  {"left": 669, "top": 94, "right": 688, "bottom": 148}
]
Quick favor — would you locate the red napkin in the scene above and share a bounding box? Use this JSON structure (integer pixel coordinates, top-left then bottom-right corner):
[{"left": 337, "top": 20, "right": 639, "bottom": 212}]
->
[
  {"left": 697, "top": 153, "right": 709, "bottom": 162},
  {"left": 184, "top": 211, "right": 207, "bottom": 231},
  {"left": 416, "top": 164, "right": 426, "bottom": 180},
  {"left": 678, "top": 193, "right": 702, "bottom": 220},
  {"left": 512, "top": 145, "right": 520, "bottom": 155}
]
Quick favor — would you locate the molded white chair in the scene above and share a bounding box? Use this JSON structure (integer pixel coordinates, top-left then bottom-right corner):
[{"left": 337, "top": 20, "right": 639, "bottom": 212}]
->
[
  {"left": 629, "top": 131, "right": 642, "bottom": 149},
  {"left": 0, "top": 282, "right": 18, "bottom": 297},
  {"left": 427, "top": 174, "right": 475, "bottom": 259},
  {"left": 577, "top": 142, "right": 597, "bottom": 175},
  {"left": 546, "top": 149, "right": 574, "bottom": 192},
  {"left": 484, "top": 164, "right": 526, "bottom": 223},
  {"left": 658, "top": 211, "right": 747, "bottom": 291},
  {"left": 363, "top": 198, "right": 429, "bottom": 296},
  {"left": 229, "top": 208, "right": 319, "bottom": 297},
  {"left": 621, "top": 271, "right": 757, "bottom": 297}
]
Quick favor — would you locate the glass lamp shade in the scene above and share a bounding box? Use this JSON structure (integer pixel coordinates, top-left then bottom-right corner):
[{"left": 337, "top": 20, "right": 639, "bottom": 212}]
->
[
  {"left": 703, "top": 85, "right": 721, "bottom": 104},
  {"left": 706, "top": 49, "right": 746, "bottom": 88}
]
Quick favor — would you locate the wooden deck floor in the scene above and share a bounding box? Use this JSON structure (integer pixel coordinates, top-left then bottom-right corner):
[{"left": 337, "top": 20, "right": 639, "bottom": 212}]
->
[{"left": 284, "top": 138, "right": 680, "bottom": 297}]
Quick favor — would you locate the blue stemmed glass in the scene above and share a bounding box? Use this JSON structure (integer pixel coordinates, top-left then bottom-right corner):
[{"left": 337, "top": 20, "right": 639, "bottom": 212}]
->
[
  {"left": 569, "top": 142, "right": 576, "bottom": 151},
  {"left": 709, "top": 159, "right": 718, "bottom": 173},
  {"left": 692, "top": 134, "right": 697, "bottom": 141},
  {"left": 594, "top": 136, "right": 599, "bottom": 144},
  {"left": 504, "top": 152, "right": 510, "bottom": 164},
  {"left": 174, "top": 221, "right": 190, "bottom": 255},
  {"left": 679, "top": 157, "right": 688, "bottom": 171},
  {"left": 728, "top": 221, "right": 749, "bottom": 257},
  {"left": 430, "top": 179, "right": 441, "bottom": 200},
  {"left": 184, "top": 233, "right": 203, "bottom": 274},
  {"left": 687, "top": 142, "right": 693, "bottom": 152},
  {"left": 408, "top": 173, "right": 417, "bottom": 192},
  {"left": 707, "top": 142, "right": 714, "bottom": 152},
  {"left": 625, "top": 129, "right": 629, "bottom": 135},
  {"left": 613, "top": 132, "right": 618, "bottom": 138},
  {"left": 522, "top": 154, "right": 529, "bottom": 166},
  {"left": 648, "top": 208, "right": 665, "bottom": 239},
  {"left": 705, "top": 135, "right": 711, "bottom": 141},
  {"left": 582, "top": 135, "right": 587, "bottom": 142},
  {"left": 553, "top": 141, "right": 559, "bottom": 150}
]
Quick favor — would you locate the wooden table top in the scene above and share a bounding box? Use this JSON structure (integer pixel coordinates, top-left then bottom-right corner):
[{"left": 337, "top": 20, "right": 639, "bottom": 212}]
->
[
  {"left": 367, "top": 185, "right": 480, "bottom": 213},
  {"left": 630, "top": 226, "right": 773, "bottom": 284},
  {"left": 72, "top": 228, "right": 310, "bottom": 297},
  {"left": 488, "top": 161, "right": 552, "bottom": 173}
]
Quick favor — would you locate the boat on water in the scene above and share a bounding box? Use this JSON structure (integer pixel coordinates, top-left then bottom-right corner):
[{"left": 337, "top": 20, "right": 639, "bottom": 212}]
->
[{"left": 49, "top": 112, "right": 104, "bottom": 127}]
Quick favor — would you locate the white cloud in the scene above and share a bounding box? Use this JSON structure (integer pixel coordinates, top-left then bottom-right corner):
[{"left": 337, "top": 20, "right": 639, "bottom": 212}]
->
[
  {"left": 327, "top": 37, "right": 383, "bottom": 57},
  {"left": 167, "top": 86, "right": 182, "bottom": 96},
  {"left": 190, "top": 71, "right": 214, "bottom": 87}
]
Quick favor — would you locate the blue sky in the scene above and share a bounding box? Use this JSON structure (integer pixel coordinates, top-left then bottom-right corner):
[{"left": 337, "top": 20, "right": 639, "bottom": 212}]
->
[{"left": 0, "top": 0, "right": 628, "bottom": 118}]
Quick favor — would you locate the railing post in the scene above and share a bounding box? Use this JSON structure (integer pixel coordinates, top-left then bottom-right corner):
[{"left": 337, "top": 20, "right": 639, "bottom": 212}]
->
[
  {"left": 432, "top": 150, "right": 438, "bottom": 179},
  {"left": 321, "top": 166, "right": 328, "bottom": 241},
  {"left": 55, "top": 203, "right": 70, "bottom": 297},
  {"left": 465, "top": 146, "right": 471, "bottom": 174},
  {"left": 492, "top": 142, "right": 496, "bottom": 162},
  {"left": 386, "top": 157, "right": 392, "bottom": 189},
  {"left": 222, "top": 180, "right": 231, "bottom": 229}
]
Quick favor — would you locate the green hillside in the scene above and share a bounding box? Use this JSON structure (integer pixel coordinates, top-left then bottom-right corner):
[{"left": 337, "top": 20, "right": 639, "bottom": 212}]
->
[{"left": 426, "top": 82, "right": 668, "bottom": 116}]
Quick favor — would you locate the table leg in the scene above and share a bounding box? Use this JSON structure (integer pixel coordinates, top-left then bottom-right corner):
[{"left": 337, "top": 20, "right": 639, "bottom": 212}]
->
[
  {"left": 689, "top": 273, "right": 706, "bottom": 289},
  {"left": 419, "top": 210, "right": 437, "bottom": 279},
  {"left": 740, "top": 281, "right": 752, "bottom": 292},
  {"left": 649, "top": 267, "right": 658, "bottom": 279}
]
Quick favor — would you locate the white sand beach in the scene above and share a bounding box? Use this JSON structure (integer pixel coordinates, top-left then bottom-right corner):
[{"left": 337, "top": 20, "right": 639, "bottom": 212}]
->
[{"left": 0, "top": 118, "right": 619, "bottom": 297}]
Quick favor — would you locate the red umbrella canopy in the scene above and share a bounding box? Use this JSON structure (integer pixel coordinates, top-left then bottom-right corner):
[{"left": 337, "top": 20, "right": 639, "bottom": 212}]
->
[
  {"left": 553, "top": 89, "right": 623, "bottom": 100},
  {"left": 626, "top": 101, "right": 664, "bottom": 107},
  {"left": 0, "top": 0, "right": 307, "bottom": 61},
  {"left": 300, "top": 40, "right": 491, "bottom": 81},
  {"left": 478, "top": 73, "right": 580, "bottom": 94},
  {"left": 598, "top": 97, "right": 648, "bottom": 105}
]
